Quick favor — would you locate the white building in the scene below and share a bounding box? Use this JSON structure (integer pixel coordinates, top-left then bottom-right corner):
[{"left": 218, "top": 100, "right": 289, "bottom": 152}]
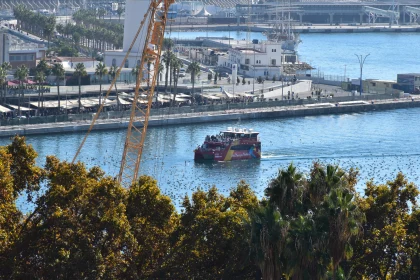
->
[
  {"left": 104, "top": 0, "right": 152, "bottom": 69},
  {"left": 217, "top": 40, "right": 298, "bottom": 79}
]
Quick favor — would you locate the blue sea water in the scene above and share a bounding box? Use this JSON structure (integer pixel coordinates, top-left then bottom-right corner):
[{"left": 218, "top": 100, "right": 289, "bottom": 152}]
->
[
  {"left": 3, "top": 107, "right": 420, "bottom": 210},
  {"left": 170, "top": 30, "right": 420, "bottom": 80}
]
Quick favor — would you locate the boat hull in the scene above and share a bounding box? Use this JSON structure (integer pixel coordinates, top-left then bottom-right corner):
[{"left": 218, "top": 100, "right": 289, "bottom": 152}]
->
[{"left": 194, "top": 144, "right": 261, "bottom": 161}]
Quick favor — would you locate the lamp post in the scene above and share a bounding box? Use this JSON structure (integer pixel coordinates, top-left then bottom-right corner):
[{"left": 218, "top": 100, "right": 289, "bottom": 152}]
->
[
  {"left": 228, "top": 24, "right": 231, "bottom": 47},
  {"left": 355, "top": 53, "right": 370, "bottom": 95},
  {"left": 253, "top": 44, "right": 256, "bottom": 94}
]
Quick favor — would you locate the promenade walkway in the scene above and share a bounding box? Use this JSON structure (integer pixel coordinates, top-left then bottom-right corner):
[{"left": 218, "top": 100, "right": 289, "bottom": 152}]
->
[{"left": 0, "top": 95, "right": 418, "bottom": 138}]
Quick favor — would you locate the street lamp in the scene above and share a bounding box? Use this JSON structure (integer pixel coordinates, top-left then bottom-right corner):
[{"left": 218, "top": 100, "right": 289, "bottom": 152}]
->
[
  {"left": 228, "top": 24, "right": 231, "bottom": 47},
  {"left": 253, "top": 44, "right": 256, "bottom": 94},
  {"left": 355, "top": 53, "right": 370, "bottom": 95}
]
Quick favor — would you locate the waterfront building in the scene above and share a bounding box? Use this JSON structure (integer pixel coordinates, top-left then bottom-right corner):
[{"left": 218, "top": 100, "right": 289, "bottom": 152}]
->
[
  {"left": 397, "top": 73, "right": 420, "bottom": 94},
  {"left": 217, "top": 39, "right": 297, "bottom": 79},
  {"left": 363, "top": 79, "right": 399, "bottom": 95}
]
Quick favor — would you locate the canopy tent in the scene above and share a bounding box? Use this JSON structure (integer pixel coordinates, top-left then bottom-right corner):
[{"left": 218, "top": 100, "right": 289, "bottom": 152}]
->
[
  {"left": 222, "top": 89, "right": 234, "bottom": 98},
  {"left": 30, "top": 101, "right": 59, "bottom": 108},
  {"left": 195, "top": 7, "right": 211, "bottom": 16},
  {"left": 0, "top": 105, "right": 12, "bottom": 113},
  {"left": 119, "top": 92, "right": 133, "bottom": 98},
  {"left": 171, "top": 93, "right": 191, "bottom": 99},
  {"left": 101, "top": 98, "right": 116, "bottom": 107},
  {"left": 118, "top": 97, "right": 132, "bottom": 105},
  {"left": 175, "top": 97, "right": 190, "bottom": 102},
  {"left": 61, "top": 100, "right": 80, "bottom": 109},
  {"left": 127, "top": 97, "right": 149, "bottom": 104},
  {"left": 157, "top": 96, "right": 171, "bottom": 103},
  {"left": 202, "top": 94, "right": 221, "bottom": 100},
  {"left": 81, "top": 99, "right": 97, "bottom": 108},
  {"left": 7, "top": 81, "right": 19, "bottom": 86},
  {"left": 7, "top": 104, "right": 34, "bottom": 111},
  {"left": 237, "top": 92, "right": 255, "bottom": 97}
]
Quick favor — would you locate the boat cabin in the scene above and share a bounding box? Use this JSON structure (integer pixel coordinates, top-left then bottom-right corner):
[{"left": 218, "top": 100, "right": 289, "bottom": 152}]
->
[{"left": 220, "top": 127, "right": 259, "bottom": 140}]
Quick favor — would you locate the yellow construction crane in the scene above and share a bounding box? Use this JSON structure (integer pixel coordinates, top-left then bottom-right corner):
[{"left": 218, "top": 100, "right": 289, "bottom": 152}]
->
[{"left": 72, "top": 0, "right": 174, "bottom": 188}]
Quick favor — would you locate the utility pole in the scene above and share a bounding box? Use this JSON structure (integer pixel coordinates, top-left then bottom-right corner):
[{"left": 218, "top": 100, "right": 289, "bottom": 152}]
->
[
  {"left": 355, "top": 53, "right": 370, "bottom": 95},
  {"left": 253, "top": 44, "right": 256, "bottom": 94}
]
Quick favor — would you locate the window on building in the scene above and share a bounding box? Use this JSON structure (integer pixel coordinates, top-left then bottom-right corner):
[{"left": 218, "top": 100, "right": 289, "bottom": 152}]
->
[
  {"left": 112, "top": 58, "right": 116, "bottom": 66},
  {"left": 371, "top": 82, "right": 376, "bottom": 87},
  {"left": 137, "top": 60, "right": 140, "bottom": 66},
  {"left": 272, "top": 49, "right": 276, "bottom": 52},
  {"left": 271, "top": 59, "right": 276, "bottom": 66},
  {"left": 245, "top": 58, "right": 250, "bottom": 64},
  {"left": 125, "top": 60, "right": 129, "bottom": 68}
]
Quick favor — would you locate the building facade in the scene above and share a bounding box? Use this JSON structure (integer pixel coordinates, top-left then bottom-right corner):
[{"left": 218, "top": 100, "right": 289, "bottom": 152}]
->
[
  {"left": 397, "top": 73, "right": 420, "bottom": 94},
  {"left": 104, "top": 0, "right": 151, "bottom": 70},
  {"left": 217, "top": 41, "right": 297, "bottom": 79}
]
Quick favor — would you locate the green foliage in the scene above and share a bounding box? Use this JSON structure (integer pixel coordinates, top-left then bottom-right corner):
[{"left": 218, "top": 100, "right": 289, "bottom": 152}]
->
[
  {"left": 350, "top": 173, "right": 419, "bottom": 279},
  {"left": 164, "top": 183, "right": 258, "bottom": 279}
]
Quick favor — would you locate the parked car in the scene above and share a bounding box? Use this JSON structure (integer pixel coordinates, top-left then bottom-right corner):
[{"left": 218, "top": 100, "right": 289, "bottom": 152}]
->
[
  {"left": 178, "top": 72, "right": 186, "bottom": 77},
  {"left": 218, "top": 72, "right": 229, "bottom": 78}
]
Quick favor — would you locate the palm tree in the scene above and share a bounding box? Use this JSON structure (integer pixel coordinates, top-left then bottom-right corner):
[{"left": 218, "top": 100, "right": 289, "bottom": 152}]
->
[
  {"left": 171, "top": 58, "right": 183, "bottom": 105},
  {"left": 116, "top": 5, "right": 124, "bottom": 23},
  {"left": 36, "top": 59, "right": 50, "bottom": 76},
  {"left": 0, "top": 67, "right": 6, "bottom": 105},
  {"left": 156, "top": 63, "right": 164, "bottom": 89},
  {"left": 161, "top": 51, "right": 174, "bottom": 92},
  {"left": 35, "top": 71, "right": 46, "bottom": 115},
  {"left": 325, "top": 188, "right": 363, "bottom": 280},
  {"left": 186, "top": 61, "right": 201, "bottom": 104},
  {"left": 249, "top": 204, "right": 287, "bottom": 280},
  {"left": 131, "top": 65, "right": 141, "bottom": 86},
  {"left": 162, "top": 38, "right": 174, "bottom": 51},
  {"left": 265, "top": 163, "right": 304, "bottom": 217},
  {"left": 73, "top": 63, "right": 87, "bottom": 113},
  {"left": 14, "top": 65, "right": 29, "bottom": 117},
  {"left": 95, "top": 62, "right": 108, "bottom": 107},
  {"left": 108, "top": 65, "right": 119, "bottom": 110},
  {"left": 1, "top": 62, "right": 11, "bottom": 104},
  {"left": 52, "top": 63, "right": 65, "bottom": 113}
]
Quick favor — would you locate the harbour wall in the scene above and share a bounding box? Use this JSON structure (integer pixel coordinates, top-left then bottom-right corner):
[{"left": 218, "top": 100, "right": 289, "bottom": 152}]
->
[
  {"left": 1, "top": 98, "right": 419, "bottom": 138},
  {"left": 171, "top": 24, "right": 420, "bottom": 34}
]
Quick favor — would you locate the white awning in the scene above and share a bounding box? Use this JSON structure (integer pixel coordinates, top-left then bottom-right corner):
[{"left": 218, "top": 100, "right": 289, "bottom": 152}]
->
[
  {"left": 202, "top": 94, "right": 220, "bottom": 100},
  {"left": 0, "top": 105, "right": 12, "bottom": 113},
  {"left": 222, "top": 89, "right": 234, "bottom": 98},
  {"left": 117, "top": 97, "right": 132, "bottom": 105},
  {"left": 175, "top": 97, "right": 189, "bottom": 102},
  {"left": 7, "top": 104, "right": 34, "bottom": 111}
]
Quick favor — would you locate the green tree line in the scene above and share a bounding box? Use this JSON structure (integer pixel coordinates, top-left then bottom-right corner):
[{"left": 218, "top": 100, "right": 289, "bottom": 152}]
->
[
  {"left": 13, "top": 6, "right": 124, "bottom": 56},
  {"left": 0, "top": 137, "right": 419, "bottom": 279}
]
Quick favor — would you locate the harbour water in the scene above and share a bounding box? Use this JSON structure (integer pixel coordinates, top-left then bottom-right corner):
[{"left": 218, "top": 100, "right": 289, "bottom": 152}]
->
[
  {"left": 4, "top": 107, "right": 420, "bottom": 210},
  {"left": 171, "top": 30, "right": 420, "bottom": 80}
]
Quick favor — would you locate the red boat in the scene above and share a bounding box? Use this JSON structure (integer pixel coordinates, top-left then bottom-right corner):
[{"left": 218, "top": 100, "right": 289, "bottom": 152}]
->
[{"left": 194, "top": 127, "right": 261, "bottom": 161}]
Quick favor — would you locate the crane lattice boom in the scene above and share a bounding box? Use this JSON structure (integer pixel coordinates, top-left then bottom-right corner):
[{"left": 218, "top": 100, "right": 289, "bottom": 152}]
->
[{"left": 72, "top": 0, "right": 174, "bottom": 188}]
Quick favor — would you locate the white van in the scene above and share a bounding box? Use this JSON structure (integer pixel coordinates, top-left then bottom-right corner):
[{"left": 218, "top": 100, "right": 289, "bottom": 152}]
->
[{"left": 179, "top": 68, "right": 186, "bottom": 73}]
